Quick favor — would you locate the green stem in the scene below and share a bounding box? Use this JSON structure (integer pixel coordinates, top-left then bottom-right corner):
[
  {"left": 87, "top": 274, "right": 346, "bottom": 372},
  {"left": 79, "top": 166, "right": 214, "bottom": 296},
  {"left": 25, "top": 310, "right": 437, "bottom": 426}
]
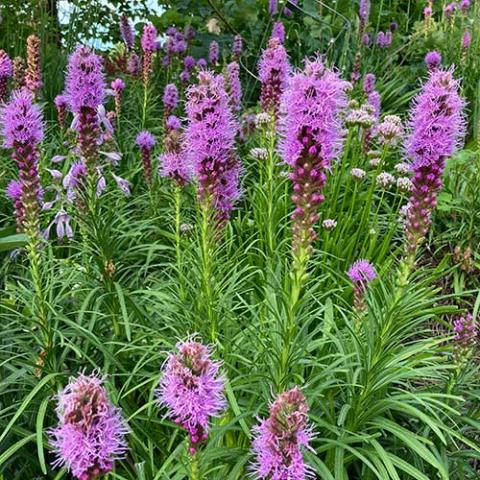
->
[
  {"left": 190, "top": 452, "right": 200, "bottom": 480},
  {"left": 174, "top": 186, "right": 185, "bottom": 301}
]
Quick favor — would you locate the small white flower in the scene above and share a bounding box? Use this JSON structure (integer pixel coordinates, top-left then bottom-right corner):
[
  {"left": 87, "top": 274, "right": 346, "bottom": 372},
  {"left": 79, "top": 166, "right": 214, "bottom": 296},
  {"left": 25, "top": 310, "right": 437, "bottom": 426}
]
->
[
  {"left": 394, "top": 162, "right": 411, "bottom": 175},
  {"left": 250, "top": 147, "right": 268, "bottom": 160},
  {"left": 396, "top": 177, "right": 413, "bottom": 192},
  {"left": 322, "top": 218, "right": 337, "bottom": 230},
  {"left": 376, "top": 171, "right": 395, "bottom": 189},
  {"left": 351, "top": 168, "right": 366, "bottom": 180},
  {"left": 369, "top": 157, "right": 381, "bottom": 168}
]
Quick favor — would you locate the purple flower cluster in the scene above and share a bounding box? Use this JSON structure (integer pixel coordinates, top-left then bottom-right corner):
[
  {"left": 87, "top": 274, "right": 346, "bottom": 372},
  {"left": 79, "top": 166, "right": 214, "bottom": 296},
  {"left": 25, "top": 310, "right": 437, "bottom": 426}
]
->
[
  {"left": 157, "top": 340, "right": 226, "bottom": 455},
  {"left": 252, "top": 388, "right": 314, "bottom": 480},
  {"left": 49, "top": 373, "right": 129, "bottom": 480},
  {"left": 185, "top": 71, "right": 240, "bottom": 223},
  {"left": 425, "top": 51, "right": 442, "bottom": 71},
  {"left": 25, "top": 34, "right": 43, "bottom": 97},
  {"left": 460, "top": 0, "right": 471, "bottom": 12},
  {"left": 225, "top": 61, "right": 242, "bottom": 112},
  {"left": 13, "top": 56, "right": 26, "bottom": 89},
  {"left": 362, "top": 73, "right": 376, "bottom": 94},
  {"left": 462, "top": 30, "right": 471, "bottom": 50},
  {"left": 258, "top": 37, "right": 290, "bottom": 115},
  {"left": 268, "top": 0, "right": 278, "bottom": 14},
  {"left": 164, "top": 27, "right": 188, "bottom": 66},
  {"left": 136, "top": 131, "right": 156, "bottom": 186},
  {"left": 272, "top": 21, "right": 286, "bottom": 43},
  {"left": 159, "top": 115, "right": 191, "bottom": 185},
  {"left": 209, "top": 41, "right": 220, "bottom": 65},
  {"left": 347, "top": 259, "right": 377, "bottom": 312},
  {"left": 453, "top": 313, "right": 477, "bottom": 361},
  {"left": 5, "top": 179, "right": 25, "bottom": 229},
  {"left": 376, "top": 30, "right": 393, "bottom": 48},
  {"left": 0, "top": 49, "right": 13, "bottom": 102},
  {"left": 404, "top": 68, "right": 465, "bottom": 255},
  {"left": 65, "top": 45, "right": 106, "bottom": 171},
  {"left": 232, "top": 35, "right": 243, "bottom": 58},
  {"left": 279, "top": 58, "right": 349, "bottom": 256},
  {"left": 162, "top": 83, "right": 178, "bottom": 118},
  {"left": 444, "top": 2, "right": 456, "bottom": 17},
  {"left": 141, "top": 23, "right": 157, "bottom": 85},
  {"left": 359, "top": 0, "right": 371, "bottom": 32},
  {"left": 283, "top": 0, "right": 298, "bottom": 18},
  {"left": 1, "top": 89, "right": 44, "bottom": 232},
  {"left": 54, "top": 93, "right": 69, "bottom": 129},
  {"left": 111, "top": 78, "right": 125, "bottom": 120},
  {"left": 119, "top": 14, "right": 135, "bottom": 50}
]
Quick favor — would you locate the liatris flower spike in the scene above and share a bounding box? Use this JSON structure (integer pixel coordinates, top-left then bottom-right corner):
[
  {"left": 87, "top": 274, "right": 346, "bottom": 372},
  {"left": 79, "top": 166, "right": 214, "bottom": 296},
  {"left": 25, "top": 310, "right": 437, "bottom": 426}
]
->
[
  {"left": 160, "top": 115, "right": 191, "bottom": 185},
  {"left": 49, "top": 373, "right": 129, "bottom": 480},
  {"left": 185, "top": 70, "right": 240, "bottom": 224},
  {"left": 65, "top": 45, "right": 106, "bottom": 174},
  {"left": 258, "top": 36, "right": 289, "bottom": 116},
  {"left": 347, "top": 259, "right": 377, "bottom": 312},
  {"left": 5, "top": 179, "right": 25, "bottom": 231},
  {"left": 425, "top": 51, "right": 442, "bottom": 71},
  {"left": 157, "top": 339, "right": 226, "bottom": 455},
  {"left": 162, "top": 83, "right": 178, "bottom": 119},
  {"left": 111, "top": 78, "right": 125, "bottom": 120},
  {"left": 54, "top": 94, "right": 69, "bottom": 130},
  {"left": 279, "top": 58, "right": 349, "bottom": 260},
  {"left": 272, "top": 21, "right": 285, "bottom": 43},
  {"left": 13, "top": 56, "right": 26, "bottom": 89},
  {"left": 252, "top": 388, "right": 314, "bottom": 480},
  {"left": 232, "top": 34, "right": 243, "bottom": 58},
  {"left": 0, "top": 49, "right": 13, "bottom": 102},
  {"left": 25, "top": 34, "right": 43, "bottom": 97},
  {"left": 136, "top": 130, "right": 156, "bottom": 186},
  {"left": 453, "top": 313, "right": 477, "bottom": 364},
  {"left": 404, "top": 68, "right": 465, "bottom": 259},
  {"left": 209, "top": 40, "right": 219, "bottom": 65},
  {"left": 359, "top": 0, "right": 371, "bottom": 34},
  {"left": 141, "top": 23, "right": 157, "bottom": 85},
  {"left": 120, "top": 13, "right": 135, "bottom": 50},
  {"left": 268, "top": 0, "right": 278, "bottom": 14},
  {"left": 225, "top": 61, "right": 242, "bottom": 112},
  {"left": 0, "top": 89, "right": 44, "bottom": 239}
]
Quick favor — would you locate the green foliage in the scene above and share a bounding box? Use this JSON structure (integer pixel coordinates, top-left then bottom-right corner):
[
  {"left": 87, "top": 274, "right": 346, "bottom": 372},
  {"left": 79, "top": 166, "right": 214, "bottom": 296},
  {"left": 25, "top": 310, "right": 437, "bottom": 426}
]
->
[{"left": 1, "top": 1, "right": 480, "bottom": 479}]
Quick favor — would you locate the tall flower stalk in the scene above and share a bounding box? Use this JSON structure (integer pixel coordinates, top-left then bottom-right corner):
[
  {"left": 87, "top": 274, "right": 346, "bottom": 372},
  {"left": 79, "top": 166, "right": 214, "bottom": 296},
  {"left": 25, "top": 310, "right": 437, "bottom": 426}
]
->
[
  {"left": 400, "top": 68, "right": 465, "bottom": 284},
  {"left": 258, "top": 36, "right": 289, "bottom": 118},
  {"left": 0, "top": 88, "right": 49, "bottom": 366},
  {"left": 136, "top": 130, "right": 156, "bottom": 186},
  {"left": 280, "top": 59, "right": 349, "bottom": 301},
  {"left": 65, "top": 45, "right": 106, "bottom": 207},
  {"left": 25, "top": 34, "right": 42, "bottom": 98},
  {"left": 0, "top": 49, "right": 13, "bottom": 102},
  {"left": 184, "top": 71, "right": 239, "bottom": 338}
]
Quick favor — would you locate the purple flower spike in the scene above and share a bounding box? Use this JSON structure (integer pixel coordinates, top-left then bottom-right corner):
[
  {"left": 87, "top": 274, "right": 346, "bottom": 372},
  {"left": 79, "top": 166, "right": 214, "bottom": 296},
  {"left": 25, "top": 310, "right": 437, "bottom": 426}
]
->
[
  {"left": 184, "top": 56, "right": 196, "bottom": 71},
  {"left": 66, "top": 46, "right": 105, "bottom": 172},
  {"left": 157, "top": 339, "right": 226, "bottom": 455},
  {"left": 453, "top": 313, "right": 477, "bottom": 362},
  {"left": 136, "top": 130, "right": 156, "bottom": 186},
  {"left": 25, "top": 35, "right": 43, "bottom": 97},
  {"left": 362, "top": 33, "right": 371, "bottom": 46},
  {"left": 111, "top": 78, "right": 125, "bottom": 91},
  {"left": 232, "top": 35, "right": 243, "bottom": 58},
  {"left": 0, "top": 49, "right": 13, "bottom": 102},
  {"left": 49, "top": 373, "right": 129, "bottom": 480},
  {"left": 362, "top": 73, "right": 376, "bottom": 94},
  {"left": 162, "top": 83, "right": 178, "bottom": 118},
  {"left": 197, "top": 58, "right": 207, "bottom": 69},
  {"left": 208, "top": 41, "right": 219, "bottom": 65},
  {"left": 404, "top": 68, "right": 465, "bottom": 255},
  {"left": 358, "top": 0, "right": 370, "bottom": 34},
  {"left": 348, "top": 259, "right": 377, "bottom": 284},
  {"left": 348, "top": 259, "right": 377, "bottom": 311},
  {"left": 225, "top": 61, "right": 242, "bottom": 112},
  {"left": 280, "top": 58, "right": 349, "bottom": 256},
  {"left": 5, "top": 179, "right": 25, "bottom": 229},
  {"left": 444, "top": 2, "right": 456, "bottom": 17},
  {"left": 66, "top": 46, "right": 105, "bottom": 114},
  {"left": 119, "top": 14, "right": 135, "bottom": 50},
  {"left": 462, "top": 30, "right": 471, "bottom": 50},
  {"left": 185, "top": 70, "right": 240, "bottom": 224},
  {"left": 0, "top": 90, "right": 45, "bottom": 238},
  {"left": 268, "top": 0, "right": 278, "bottom": 14},
  {"left": 425, "top": 51, "right": 442, "bottom": 71},
  {"left": 141, "top": 23, "right": 157, "bottom": 53},
  {"left": 272, "top": 22, "right": 286, "bottom": 43},
  {"left": 460, "top": 0, "right": 471, "bottom": 12},
  {"left": 258, "top": 37, "right": 290, "bottom": 115},
  {"left": 141, "top": 23, "right": 157, "bottom": 85},
  {"left": 251, "top": 388, "right": 314, "bottom": 480},
  {"left": 54, "top": 93, "right": 69, "bottom": 129},
  {"left": 127, "top": 52, "right": 141, "bottom": 76}
]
